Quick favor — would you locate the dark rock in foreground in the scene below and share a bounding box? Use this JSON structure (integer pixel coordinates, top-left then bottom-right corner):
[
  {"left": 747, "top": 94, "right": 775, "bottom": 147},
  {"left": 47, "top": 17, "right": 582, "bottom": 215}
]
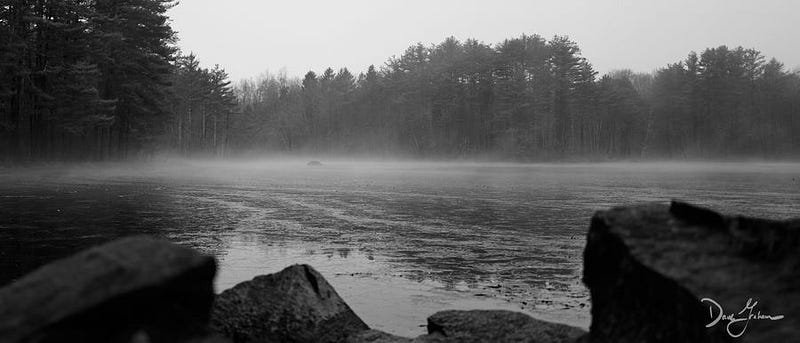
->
[
  {"left": 0, "top": 236, "right": 218, "bottom": 343},
  {"left": 346, "top": 329, "right": 414, "bottom": 343},
  {"left": 584, "top": 201, "right": 799, "bottom": 342},
  {"left": 424, "top": 310, "right": 586, "bottom": 343},
  {"left": 211, "top": 264, "right": 369, "bottom": 343},
  {"left": 346, "top": 310, "right": 586, "bottom": 343}
]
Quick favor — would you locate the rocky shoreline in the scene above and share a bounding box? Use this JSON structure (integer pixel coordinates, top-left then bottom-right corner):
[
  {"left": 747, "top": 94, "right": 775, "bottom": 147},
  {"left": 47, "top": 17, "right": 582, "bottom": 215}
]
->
[{"left": 0, "top": 201, "right": 796, "bottom": 342}]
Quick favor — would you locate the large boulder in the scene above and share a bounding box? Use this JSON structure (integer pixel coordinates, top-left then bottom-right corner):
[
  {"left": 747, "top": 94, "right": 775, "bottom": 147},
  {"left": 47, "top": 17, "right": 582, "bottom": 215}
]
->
[
  {"left": 0, "top": 236, "right": 218, "bottom": 343},
  {"left": 346, "top": 311, "right": 585, "bottom": 343},
  {"left": 211, "top": 264, "right": 369, "bottom": 343},
  {"left": 423, "top": 310, "right": 586, "bottom": 342},
  {"left": 345, "top": 329, "right": 414, "bottom": 343},
  {"left": 584, "top": 201, "right": 799, "bottom": 342}
]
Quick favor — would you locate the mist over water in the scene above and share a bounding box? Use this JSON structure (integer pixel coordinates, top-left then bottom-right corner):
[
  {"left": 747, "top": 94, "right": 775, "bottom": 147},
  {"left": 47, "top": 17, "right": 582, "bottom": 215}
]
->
[{"left": 1, "top": 159, "right": 798, "bottom": 336}]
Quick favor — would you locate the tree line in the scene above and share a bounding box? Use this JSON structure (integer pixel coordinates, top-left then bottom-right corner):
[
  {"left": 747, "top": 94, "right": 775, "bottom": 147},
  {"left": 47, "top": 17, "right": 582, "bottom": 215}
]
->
[
  {"left": 2, "top": 0, "right": 798, "bottom": 162},
  {"left": 0, "top": 0, "right": 235, "bottom": 162},
  {"left": 231, "top": 36, "right": 800, "bottom": 160}
]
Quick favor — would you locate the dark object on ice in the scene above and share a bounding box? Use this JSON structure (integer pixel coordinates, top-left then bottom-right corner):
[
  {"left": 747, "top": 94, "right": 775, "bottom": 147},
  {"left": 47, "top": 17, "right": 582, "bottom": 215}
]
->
[
  {"left": 584, "top": 200, "right": 800, "bottom": 343},
  {"left": 210, "top": 264, "right": 369, "bottom": 343},
  {"left": 0, "top": 236, "right": 218, "bottom": 343},
  {"left": 308, "top": 160, "right": 323, "bottom": 166}
]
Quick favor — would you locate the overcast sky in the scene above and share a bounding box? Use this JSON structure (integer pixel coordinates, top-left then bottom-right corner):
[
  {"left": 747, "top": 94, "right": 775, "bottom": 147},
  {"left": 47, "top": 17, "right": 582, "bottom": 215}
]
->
[{"left": 168, "top": 0, "right": 800, "bottom": 81}]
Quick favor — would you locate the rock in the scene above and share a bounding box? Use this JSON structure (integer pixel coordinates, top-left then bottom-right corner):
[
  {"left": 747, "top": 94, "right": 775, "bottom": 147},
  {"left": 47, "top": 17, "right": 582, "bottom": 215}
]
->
[
  {"left": 307, "top": 160, "right": 323, "bottom": 166},
  {"left": 346, "top": 329, "right": 414, "bottom": 343},
  {"left": 345, "top": 310, "right": 587, "bottom": 343},
  {"left": 131, "top": 331, "right": 232, "bottom": 343},
  {"left": 422, "top": 310, "right": 586, "bottom": 342},
  {"left": 184, "top": 333, "right": 234, "bottom": 343},
  {"left": 584, "top": 201, "right": 799, "bottom": 342},
  {"left": 211, "top": 264, "right": 369, "bottom": 343},
  {"left": 0, "top": 236, "right": 217, "bottom": 343}
]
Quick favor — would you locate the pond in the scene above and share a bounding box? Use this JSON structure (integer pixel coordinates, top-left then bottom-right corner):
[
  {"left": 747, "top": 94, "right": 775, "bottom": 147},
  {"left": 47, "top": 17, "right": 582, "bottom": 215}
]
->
[{"left": 1, "top": 160, "right": 798, "bottom": 337}]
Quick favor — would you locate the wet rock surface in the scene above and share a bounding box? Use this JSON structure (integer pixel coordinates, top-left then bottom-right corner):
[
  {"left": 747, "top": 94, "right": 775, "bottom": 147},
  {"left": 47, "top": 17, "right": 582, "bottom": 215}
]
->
[
  {"left": 345, "top": 329, "right": 414, "bottom": 343},
  {"left": 346, "top": 310, "right": 586, "bottom": 343},
  {"left": 0, "top": 236, "right": 218, "bottom": 343},
  {"left": 423, "top": 310, "right": 586, "bottom": 342},
  {"left": 584, "top": 201, "right": 799, "bottom": 342},
  {"left": 210, "top": 264, "right": 369, "bottom": 343}
]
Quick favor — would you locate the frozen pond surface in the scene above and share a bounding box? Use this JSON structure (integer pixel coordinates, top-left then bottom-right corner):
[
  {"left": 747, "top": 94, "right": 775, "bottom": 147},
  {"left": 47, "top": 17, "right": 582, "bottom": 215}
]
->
[{"left": 1, "top": 160, "right": 799, "bottom": 336}]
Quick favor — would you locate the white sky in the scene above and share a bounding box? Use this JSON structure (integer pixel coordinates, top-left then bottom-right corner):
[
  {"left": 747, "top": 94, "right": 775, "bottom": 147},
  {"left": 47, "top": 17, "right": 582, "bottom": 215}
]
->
[{"left": 168, "top": 0, "right": 800, "bottom": 81}]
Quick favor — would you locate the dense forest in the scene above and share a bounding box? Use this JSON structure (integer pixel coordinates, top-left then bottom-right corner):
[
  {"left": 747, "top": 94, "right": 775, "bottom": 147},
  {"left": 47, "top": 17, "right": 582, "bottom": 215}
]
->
[
  {"left": 0, "top": 0, "right": 235, "bottom": 161},
  {"left": 233, "top": 38, "right": 800, "bottom": 159},
  {"left": 2, "top": 0, "right": 799, "bottom": 162}
]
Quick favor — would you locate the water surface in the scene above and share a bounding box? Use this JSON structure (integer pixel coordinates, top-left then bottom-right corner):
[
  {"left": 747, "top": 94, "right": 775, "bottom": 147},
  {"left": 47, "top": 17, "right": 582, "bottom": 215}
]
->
[{"left": 1, "top": 160, "right": 798, "bottom": 336}]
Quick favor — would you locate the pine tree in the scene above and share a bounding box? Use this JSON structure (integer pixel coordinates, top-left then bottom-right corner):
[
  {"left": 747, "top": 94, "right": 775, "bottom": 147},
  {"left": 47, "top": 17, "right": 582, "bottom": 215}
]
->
[{"left": 92, "top": 0, "right": 177, "bottom": 158}]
